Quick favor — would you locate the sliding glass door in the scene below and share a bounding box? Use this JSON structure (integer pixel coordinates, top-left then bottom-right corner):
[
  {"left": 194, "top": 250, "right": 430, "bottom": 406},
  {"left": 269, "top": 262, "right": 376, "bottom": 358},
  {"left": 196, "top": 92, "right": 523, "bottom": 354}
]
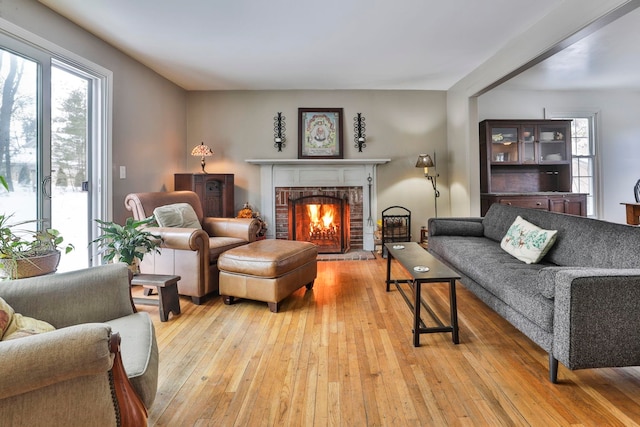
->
[
  {"left": 0, "top": 31, "right": 108, "bottom": 271},
  {"left": 51, "top": 65, "right": 91, "bottom": 271}
]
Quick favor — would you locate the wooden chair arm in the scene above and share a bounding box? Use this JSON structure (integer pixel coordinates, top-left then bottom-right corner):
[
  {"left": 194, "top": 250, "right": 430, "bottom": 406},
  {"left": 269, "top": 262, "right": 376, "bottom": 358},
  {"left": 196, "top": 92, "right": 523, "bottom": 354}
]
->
[{"left": 109, "top": 332, "right": 148, "bottom": 427}]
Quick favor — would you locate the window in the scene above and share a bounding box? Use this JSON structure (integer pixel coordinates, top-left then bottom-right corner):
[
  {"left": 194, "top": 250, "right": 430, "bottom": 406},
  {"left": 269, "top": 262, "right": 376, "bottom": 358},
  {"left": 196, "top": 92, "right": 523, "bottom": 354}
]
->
[{"left": 550, "top": 113, "right": 597, "bottom": 217}]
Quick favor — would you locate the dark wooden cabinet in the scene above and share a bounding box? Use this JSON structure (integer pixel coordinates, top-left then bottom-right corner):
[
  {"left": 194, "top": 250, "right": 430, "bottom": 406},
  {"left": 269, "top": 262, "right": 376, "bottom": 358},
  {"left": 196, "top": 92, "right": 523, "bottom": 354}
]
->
[
  {"left": 174, "top": 173, "right": 235, "bottom": 218},
  {"left": 480, "top": 119, "right": 586, "bottom": 216},
  {"left": 548, "top": 193, "right": 587, "bottom": 216},
  {"left": 482, "top": 193, "right": 587, "bottom": 217}
]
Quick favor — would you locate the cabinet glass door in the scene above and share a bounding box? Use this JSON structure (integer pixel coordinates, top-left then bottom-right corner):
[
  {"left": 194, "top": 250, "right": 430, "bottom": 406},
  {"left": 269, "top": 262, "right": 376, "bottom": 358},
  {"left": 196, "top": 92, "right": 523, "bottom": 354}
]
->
[
  {"left": 522, "top": 126, "right": 536, "bottom": 163},
  {"left": 538, "top": 124, "right": 567, "bottom": 162},
  {"left": 490, "top": 126, "right": 519, "bottom": 163}
]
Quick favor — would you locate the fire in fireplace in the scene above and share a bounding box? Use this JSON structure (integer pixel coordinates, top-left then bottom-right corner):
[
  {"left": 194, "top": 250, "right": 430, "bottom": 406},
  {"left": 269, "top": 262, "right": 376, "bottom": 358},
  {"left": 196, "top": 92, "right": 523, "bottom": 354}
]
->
[{"left": 289, "top": 194, "right": 350, "bottom": 254}]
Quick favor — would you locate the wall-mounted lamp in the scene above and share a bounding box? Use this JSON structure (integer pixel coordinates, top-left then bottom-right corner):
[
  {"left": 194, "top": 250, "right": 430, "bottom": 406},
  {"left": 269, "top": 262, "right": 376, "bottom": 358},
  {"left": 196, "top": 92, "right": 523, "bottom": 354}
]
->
[
  {"left": 353, "top": 113, "right": 366, "bottom": 152},
  {"left": 415, "top": 153, "right": 440, "bottom": 217},
  {"left": 191, "top": 142, "right": 214, "bottom": 173},
  {"left": 273, "top": 112, "right": 286, "bottom": 152}
]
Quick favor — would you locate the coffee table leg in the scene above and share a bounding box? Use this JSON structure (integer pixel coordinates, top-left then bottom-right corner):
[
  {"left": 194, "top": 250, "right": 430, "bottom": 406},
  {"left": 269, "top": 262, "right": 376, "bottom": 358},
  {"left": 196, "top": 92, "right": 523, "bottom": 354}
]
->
[
  {"left": 386, "top": 250, "right": 392, "bottom": 292},
  {"left": 449, "top": 279, "right": 459, "bottom": 344},
  {"left": 413, "top": 279, "right": 421, "bottom": 347}
]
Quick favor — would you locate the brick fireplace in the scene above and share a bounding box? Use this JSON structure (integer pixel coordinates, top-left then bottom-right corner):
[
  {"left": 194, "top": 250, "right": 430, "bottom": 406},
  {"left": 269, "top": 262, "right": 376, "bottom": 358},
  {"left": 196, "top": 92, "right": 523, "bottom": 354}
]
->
[
  {"left": 246, "top": 159, "right": 390, "bottom": 251},
  {"left": 277, "top": 186, "right": 361, "bottom": 253}
]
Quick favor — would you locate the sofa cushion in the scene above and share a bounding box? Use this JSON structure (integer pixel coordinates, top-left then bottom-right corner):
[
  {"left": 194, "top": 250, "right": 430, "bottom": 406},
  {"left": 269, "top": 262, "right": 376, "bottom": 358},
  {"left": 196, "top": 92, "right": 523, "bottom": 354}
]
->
[
  {"left": 106, "top": 312, "right": 158, "bottom": 409},
  {"left": 0, "top": 296, "right": 13, "bottom": 338},
  {"left": 500, "top": 216, "right": 557, "bottom": 264},
  {"left": 0, "top": 297, "right": 55, "bottom": 341},
  {"left": 3, "top": 313, "right": 56, "bottom": 341},
  {"left": 429, "top": 218, "right": 484, "bottom": 236},
  {"left": 429, "top": 235, "right": 554, "bottom": 331},
  {"left": 154, "top": 203, "right": 202, "bottom": 229},
  {"left": 483, "top": 203, "right": 640, "bottom": 269}
]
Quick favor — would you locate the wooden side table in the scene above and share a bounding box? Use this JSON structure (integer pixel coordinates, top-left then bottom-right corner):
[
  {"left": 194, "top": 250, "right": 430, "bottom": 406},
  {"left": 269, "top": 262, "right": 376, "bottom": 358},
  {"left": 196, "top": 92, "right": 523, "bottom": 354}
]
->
[
  {"left": 174, "top": 173, "right": 235, "bottom": 217},
  {"left": 621, "top": 202, "right": 640, "bottom": 225},
  {"left": 419, "top": 227, "right": 429, "bottom": 248},
  {"left": 131, "top": 274, "right": 181, "bottom": 322}
]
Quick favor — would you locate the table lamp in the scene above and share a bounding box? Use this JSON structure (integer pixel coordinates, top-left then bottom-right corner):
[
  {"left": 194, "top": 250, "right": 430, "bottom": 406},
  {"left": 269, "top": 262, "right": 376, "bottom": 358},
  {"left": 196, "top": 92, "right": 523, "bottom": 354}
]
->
[{"left": 191, "top": 142, "right": 214, "bottom": 173}]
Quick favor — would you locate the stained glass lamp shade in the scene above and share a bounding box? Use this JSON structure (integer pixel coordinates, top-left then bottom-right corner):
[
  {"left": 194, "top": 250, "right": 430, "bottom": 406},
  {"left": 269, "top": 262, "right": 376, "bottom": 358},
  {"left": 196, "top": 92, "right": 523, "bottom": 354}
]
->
[{"left": 191, "top": 142, "right": 214, "bottom": 173}]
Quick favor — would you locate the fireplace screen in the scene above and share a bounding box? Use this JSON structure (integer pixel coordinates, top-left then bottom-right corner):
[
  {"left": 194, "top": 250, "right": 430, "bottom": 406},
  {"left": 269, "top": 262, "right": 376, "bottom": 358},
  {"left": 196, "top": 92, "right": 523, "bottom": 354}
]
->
[{"left": 289, "top": 194, "right": 350, "bottom": 254}]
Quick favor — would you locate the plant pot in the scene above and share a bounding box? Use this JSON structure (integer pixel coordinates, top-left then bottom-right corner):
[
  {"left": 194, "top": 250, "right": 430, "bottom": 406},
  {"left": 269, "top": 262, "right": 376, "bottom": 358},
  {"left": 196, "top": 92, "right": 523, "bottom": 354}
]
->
[
  {"left": 113, "top": 255, "right": 140, "bottom": 276},
  {"left": 0, "top": 250, "right": 61, "bottom": 279}
]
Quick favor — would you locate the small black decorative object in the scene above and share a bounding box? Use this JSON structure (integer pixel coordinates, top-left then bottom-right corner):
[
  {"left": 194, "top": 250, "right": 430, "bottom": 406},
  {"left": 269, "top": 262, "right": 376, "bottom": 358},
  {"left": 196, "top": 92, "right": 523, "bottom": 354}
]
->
[
  {"left": 634, "top": 179, "right": 640, "bottom": 203},
  {"left": 273, "top": 112, "right": 286, "bottom": 152},
  {"left": 353, "top": 112, "right": 366, "bottom": 152}
]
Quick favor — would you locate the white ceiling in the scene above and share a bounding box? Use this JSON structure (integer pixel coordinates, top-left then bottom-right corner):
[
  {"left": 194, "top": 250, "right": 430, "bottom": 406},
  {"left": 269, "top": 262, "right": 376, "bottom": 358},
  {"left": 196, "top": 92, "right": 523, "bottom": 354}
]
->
[
  {"left": 38, "top": 0, "right": 640, "bottom": 92},
  {"left": 501, "top": 5, "right": 640, "bottom": 90}
]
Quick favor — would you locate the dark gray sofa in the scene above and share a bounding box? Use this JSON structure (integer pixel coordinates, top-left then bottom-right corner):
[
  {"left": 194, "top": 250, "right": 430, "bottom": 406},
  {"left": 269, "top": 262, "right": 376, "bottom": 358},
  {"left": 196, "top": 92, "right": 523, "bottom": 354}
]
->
[{"left": 428, "top": 203, "right": 640, "bottom": 382}]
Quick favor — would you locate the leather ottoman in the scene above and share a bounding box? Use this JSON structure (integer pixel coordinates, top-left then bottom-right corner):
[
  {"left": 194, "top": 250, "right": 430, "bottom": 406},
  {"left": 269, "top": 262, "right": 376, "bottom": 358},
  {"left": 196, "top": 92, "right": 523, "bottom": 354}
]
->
[{"left": 218, "top": 240, "right": 317, "bottom": 312}]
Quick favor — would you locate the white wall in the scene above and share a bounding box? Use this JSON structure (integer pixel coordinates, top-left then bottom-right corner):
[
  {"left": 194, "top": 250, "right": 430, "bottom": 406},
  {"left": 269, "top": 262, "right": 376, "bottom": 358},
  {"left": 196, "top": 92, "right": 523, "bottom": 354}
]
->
[
  {"left": 479, "top": 88, "right": 640, "bottom": 224},
  {"left": 0, "top": 0, "right": 187, "bottom": 223},
  {"left": 5, "top": 0, "right": 635, "bottom": 230},
  {"left": 187, "top": 90, "right": 447, "bottom": 239}
]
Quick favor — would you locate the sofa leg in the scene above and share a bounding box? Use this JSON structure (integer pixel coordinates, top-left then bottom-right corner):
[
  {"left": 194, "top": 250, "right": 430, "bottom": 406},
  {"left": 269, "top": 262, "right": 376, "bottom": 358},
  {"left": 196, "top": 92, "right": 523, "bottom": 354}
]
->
[
  {"left": 268, "top": 302, "right": 279, "bottom": 313},
  {"left": 223, "top": 295, "right": 235, "bottom": 305},
  {"left": 191, "top": 296, "right": 204, "bottom": 305},
  {"left": 305, "top": 280, "right": 315, "bottom": 290},
  {"left": 549, "top": 354, "right": 559, "bottom": 383}
]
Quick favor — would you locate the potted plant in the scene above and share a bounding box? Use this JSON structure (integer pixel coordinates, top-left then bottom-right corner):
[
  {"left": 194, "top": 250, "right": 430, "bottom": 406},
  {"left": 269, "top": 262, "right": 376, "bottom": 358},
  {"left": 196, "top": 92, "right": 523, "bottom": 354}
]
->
[
  {"left": 0, "top": 213, "right": 74, "bottom": 279},
  {"left": 91, "top": 216, "right": 163, "bottom": 274}
]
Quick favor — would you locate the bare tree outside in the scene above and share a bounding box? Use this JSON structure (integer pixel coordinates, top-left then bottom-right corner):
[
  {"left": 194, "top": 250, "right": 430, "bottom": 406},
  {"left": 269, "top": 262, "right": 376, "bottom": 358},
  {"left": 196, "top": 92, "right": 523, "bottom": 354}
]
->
[
  {"left": 0, "top": 49, "right": 37, "bottom": 225},
  {"left": 52, "top": 87, "right": 87, "bottom": 191},
  {"left": 0, "top": 52, "right": 32, "bottom": 189}
]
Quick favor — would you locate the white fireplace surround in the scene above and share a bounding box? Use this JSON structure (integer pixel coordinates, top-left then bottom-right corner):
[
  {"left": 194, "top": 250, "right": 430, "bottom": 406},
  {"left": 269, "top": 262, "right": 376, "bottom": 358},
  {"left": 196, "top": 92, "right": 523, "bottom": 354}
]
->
[{"left": 246, "top": 159, "right": 390, "bottom": 251}]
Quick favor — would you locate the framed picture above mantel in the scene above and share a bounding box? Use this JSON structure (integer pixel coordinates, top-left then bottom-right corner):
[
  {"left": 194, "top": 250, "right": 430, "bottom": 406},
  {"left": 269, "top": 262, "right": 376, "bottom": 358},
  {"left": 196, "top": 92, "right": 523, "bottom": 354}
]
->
[{"left": 298, "top": 108, "right": 343, "bottom": 159}]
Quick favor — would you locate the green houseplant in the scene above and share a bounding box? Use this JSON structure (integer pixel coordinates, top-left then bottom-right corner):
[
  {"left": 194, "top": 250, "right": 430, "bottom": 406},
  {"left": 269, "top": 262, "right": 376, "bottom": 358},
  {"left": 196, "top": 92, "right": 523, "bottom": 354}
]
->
[
  {"left": 0, "top": 213, "right": 74, "bottom": 279},
  {"left": 0, "top": 175, "right": 74, "bottom": 279},
  {"left": 91, "top": 216, "right": 163, "bottom": 274}
]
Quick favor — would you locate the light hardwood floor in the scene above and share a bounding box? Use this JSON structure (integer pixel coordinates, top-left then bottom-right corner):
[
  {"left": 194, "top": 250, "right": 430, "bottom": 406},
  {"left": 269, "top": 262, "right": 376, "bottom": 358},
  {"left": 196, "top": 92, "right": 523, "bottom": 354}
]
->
[{"left": 134, "top": 257, "right": 640, "bottom": 426}]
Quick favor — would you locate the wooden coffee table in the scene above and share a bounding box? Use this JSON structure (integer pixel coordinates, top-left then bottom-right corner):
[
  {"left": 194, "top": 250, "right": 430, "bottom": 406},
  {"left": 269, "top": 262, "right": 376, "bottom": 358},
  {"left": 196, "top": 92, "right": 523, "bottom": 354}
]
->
[{"left": 385, "top": 242, "right": 460, "bottom": 346}]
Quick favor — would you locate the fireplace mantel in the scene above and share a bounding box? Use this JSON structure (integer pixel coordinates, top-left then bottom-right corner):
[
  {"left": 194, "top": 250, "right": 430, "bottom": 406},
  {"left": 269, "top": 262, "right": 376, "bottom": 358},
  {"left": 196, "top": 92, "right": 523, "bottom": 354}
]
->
[
  {"left": 246, "top": 159, "right": 390, "bottom": 166},
  {"left": 246, "top": 158, "right": 390, "bottom": 250}
]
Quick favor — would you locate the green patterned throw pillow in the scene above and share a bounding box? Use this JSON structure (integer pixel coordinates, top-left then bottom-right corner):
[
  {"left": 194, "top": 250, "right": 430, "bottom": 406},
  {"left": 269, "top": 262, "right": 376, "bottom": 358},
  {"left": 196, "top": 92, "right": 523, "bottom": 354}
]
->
[{"left": 500, "top": 216, "right": 558, "bottom": 264}]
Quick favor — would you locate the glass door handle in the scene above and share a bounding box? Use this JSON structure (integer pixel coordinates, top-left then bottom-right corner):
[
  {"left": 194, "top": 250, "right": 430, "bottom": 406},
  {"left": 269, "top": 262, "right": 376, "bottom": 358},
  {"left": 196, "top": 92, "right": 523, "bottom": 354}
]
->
[
  {"left": 42, "top": 175, "right": 52, "bottom": 199},
  {"left": 82, "top": 181, "right": 89, "bottom": 192}
]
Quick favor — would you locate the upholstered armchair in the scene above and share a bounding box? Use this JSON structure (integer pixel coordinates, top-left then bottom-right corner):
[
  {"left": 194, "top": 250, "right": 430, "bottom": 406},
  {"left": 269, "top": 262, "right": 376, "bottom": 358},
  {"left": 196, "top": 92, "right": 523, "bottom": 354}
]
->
[
  {"left": 124, "top": 191, "right": 261, "bottom": 304},
  {"left": 0, "top": 263, "right": 157, "bottom": 426}
]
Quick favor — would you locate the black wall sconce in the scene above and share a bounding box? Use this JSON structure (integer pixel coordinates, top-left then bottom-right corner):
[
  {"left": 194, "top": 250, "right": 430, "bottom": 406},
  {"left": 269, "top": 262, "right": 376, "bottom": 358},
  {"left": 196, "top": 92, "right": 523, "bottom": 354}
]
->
[
  {"left": 353, "top": 113, "right": 366, "bottom": 152},
  {"left": 273, "top": 112, "right": 286, "bottom": 152}
]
